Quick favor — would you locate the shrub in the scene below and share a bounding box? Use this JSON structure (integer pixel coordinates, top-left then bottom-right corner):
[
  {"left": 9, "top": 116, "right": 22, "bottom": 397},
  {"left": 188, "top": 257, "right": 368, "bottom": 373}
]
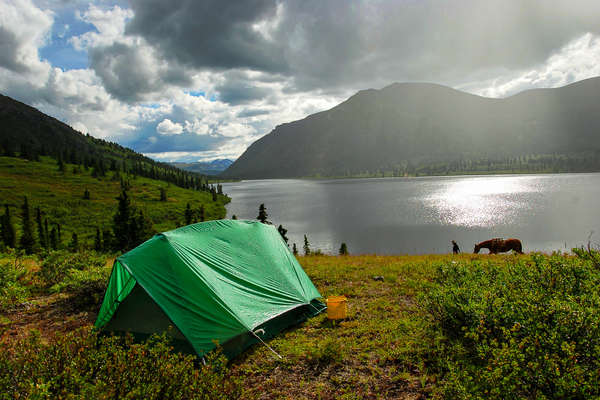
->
[
  {"left": 51, "top": 263, "right": 111, "bottom": 309},
  {"left": 0, "top": 259, "right": 28, "bottom": 311},
  {"left": 420, "top": 253, "right": 600, "bottom": 399},
  {"left": 305, "top": 337, "right": 343, "bottom": 366},
  {"left": 38, "top": 250, "right": 105, "bottom": 288},
  {"left": 0, "top": 328, "right": 242, "bottom": 400}
]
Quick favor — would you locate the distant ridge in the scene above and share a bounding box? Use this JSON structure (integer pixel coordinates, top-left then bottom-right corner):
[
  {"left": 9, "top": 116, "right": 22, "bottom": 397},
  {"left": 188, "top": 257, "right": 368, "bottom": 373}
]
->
[
  {"left": 170, "top": 159, "right": 234, "bottom": 175},
  {"left": 221, "top": 77, "right": 600, "bottom": 179}
]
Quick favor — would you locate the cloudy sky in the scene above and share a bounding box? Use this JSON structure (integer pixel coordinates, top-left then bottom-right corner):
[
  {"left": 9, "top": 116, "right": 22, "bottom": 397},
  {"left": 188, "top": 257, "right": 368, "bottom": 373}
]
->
[{"left": 2, "top": 0, "right": 600, "bottom": 162}]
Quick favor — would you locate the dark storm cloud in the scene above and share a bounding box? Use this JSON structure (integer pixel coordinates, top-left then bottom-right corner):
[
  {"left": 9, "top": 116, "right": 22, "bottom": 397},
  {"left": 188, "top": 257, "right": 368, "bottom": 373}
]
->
[
  {"left": 126, "top": 0, "right": 287, "bottom": 73},
  {"left": 0, "top": 27, "right": 28, "bottom": 73},
  {"left": 236, "top": 108, "right": 271, "bottom": 118},
  {"left": 125, "top": 0, "right": 600, "bottom": 93},
  {"left": 89, "top": 42, "right": 192, "bottom": 102}
]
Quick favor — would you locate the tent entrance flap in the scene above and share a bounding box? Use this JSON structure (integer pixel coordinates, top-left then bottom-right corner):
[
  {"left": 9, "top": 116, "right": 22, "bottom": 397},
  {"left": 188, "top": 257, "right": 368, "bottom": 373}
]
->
[{"left": 102, "top": 283, "right": 196, "bottom": 354}]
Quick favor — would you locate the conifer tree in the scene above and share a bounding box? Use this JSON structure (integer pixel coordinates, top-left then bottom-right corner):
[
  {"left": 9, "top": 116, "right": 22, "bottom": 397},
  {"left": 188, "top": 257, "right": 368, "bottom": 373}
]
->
[
  {"left": 69, "top": 233, "right": 79, "bottom": 252},
  {"left": 19, "top": 197, "right": 36, "bottom": 254},
  {"left": 94, "top": 227, "right": 102, "bottom": 251},
  {"left": 257, "top": 204, "right": 269, "bottom": 224},
  {"left": 160, "top": 187, "right": 167, "bottom": 202},
  {"left": 113, "top": 190, "right": 132, "bottom": 251},
  {"left": 292, "top": 243, "right": 298, "bottom": 255},
  {"left": 130, "top": 210, "right": 154, "bottom": 247},
  {"left": 1, "top": 204, "right": 16, "bottom": 248},
  {"left": 339, "top": 242, "right": 348, "bottom": 255},
  {"left": 36, "top": 207, "right": 47, "bottom": 250},
  {"left": 57, "top": 155, "right": 65, "bottom": 172},
  {"left": 277, "top": 224, "right": 289, "bottom": 245},
  {"left": 231, "top": 214, "right": 237, "bottom": 220},
  {"left": 83, "top": 188, "right": 90, "bottom": 200},
  {"left": 303, "top": 234, "right": 310, "bottom": 256},
  {"left": 199, "top": 205, "right": 205, "bottom": 222},
  {"left": 44, "top": 219, "right": 49, "bottom": 248},
  {"left": 102, "top": 228, "right": 113, "bottom": 251},
  {"left": 184, "top": 203, "right": 194, "bottom": 225},
  {"left": 49, "top": 226, "right": 58, "bottom": 250}
]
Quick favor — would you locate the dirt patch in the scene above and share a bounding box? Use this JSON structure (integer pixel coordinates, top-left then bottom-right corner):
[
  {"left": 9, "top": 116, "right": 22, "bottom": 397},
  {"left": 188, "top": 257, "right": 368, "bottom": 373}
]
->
[{"left": 0, "top": 293, "right": 96, "bottom": 343}]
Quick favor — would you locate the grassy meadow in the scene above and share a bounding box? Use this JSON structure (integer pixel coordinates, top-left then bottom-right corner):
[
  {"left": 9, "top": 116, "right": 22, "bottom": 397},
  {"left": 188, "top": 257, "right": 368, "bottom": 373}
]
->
[
  {"left": 0, "top": 156, "right": 229, "bottom": 246},
  {"left": 2, "top": 250, "right": 600, "bottom": 399}
]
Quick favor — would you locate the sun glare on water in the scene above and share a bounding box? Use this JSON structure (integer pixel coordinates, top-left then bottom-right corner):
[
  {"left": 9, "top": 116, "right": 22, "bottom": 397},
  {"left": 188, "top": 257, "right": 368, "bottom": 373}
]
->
[{"left": 424, "top": 176, "right": 539, "bottom": 228}]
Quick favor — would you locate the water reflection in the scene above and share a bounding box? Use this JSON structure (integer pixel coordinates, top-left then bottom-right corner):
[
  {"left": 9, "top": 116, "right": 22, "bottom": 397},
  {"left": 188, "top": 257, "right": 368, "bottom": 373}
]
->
[
  {"left": 424, "top": 176, "right": 540, "bottom": 227},
  {"left": 222, "top": 174, "right": 600, "bottom": 254}
]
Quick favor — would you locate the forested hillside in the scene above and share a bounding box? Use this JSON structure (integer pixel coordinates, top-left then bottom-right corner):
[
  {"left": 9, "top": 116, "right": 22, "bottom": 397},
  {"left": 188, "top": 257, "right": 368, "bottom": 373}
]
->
[
  {"left": 0, "top": 93, "right": 229, "bottom": 253},
  {"left": 0, "top": 156, "right": 228, "bottom": 253},
  {"left": 0, "top": 94, "right": 209, "bottom": 191}
]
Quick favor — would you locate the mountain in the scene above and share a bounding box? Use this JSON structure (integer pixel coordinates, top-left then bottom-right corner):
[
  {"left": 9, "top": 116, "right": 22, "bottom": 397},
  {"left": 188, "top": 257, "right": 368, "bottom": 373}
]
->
[
  {"left": 170, "top": 159, "right": 234, "bottom": 175},
  {"left": 0, "top": 93, "right": 211, "bottom": 190},
  {"left": 221, "top": 78, "right": 600, "bottom": 179}
]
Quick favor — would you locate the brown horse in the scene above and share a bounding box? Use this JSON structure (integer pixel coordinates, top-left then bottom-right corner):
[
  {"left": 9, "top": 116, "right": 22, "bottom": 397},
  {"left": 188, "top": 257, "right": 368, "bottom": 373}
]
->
[{"left": 474, "top": 238, "right": 523, "bottom": 254}]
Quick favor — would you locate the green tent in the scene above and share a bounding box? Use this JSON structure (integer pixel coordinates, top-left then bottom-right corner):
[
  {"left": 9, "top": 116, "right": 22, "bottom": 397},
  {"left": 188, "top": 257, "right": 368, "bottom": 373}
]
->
[{"left": 95, "top": 220, "right": 325, "bottom": 358}]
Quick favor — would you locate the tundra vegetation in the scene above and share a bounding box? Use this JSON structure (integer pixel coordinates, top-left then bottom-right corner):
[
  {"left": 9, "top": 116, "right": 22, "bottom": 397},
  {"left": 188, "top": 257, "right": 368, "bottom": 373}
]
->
[{"left": 2, "top": 250, "right": 600, "bottom": 399}]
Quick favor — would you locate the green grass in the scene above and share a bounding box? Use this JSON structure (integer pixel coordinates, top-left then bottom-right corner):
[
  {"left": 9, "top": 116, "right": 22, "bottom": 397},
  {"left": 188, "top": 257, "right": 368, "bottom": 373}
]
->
[
  {"left": 3, "top": 251, "right": 600, "bottom": 398},
  {"left": 0, "top": 156, "right": 229, "bottom": 246}
]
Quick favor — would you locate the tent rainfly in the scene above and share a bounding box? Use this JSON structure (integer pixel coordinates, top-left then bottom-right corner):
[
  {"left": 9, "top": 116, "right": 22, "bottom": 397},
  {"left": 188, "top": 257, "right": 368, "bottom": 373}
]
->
[{"left": 94, "top": 220, "right": 325, "bottom": 358}]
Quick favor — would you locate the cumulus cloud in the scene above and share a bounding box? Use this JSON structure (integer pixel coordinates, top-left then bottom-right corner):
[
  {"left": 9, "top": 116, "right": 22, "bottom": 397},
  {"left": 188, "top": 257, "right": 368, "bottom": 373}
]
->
[
  {"left": 0, "top": 0, "right": 53, "bottom": 74},
  {"left": 464, "top": 33, "right": 600, "bottom": 98},
  {"left": 70, "top": 4, "right": 192, "bottom": 102},
  {"left": 156, "top": 118, "right": 183, "bottom": 135}
]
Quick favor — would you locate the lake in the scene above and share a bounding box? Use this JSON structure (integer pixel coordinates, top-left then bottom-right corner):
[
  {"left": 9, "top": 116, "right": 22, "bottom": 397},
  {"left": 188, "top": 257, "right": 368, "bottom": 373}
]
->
[{"left": 221, "top": 174, "right": 600, "bottom": 255}]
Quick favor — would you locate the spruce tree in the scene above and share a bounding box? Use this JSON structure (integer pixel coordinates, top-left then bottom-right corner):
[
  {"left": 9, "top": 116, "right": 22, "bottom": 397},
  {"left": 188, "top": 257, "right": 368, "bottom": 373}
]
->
[
  {"left": 68, "top": 233, "right": 79, "bottom": 252},
  {"left": 257, "top": 204, "right": 269, "bottom": 224},
  {"left": 44, "top": 219, "right": 49, "bottom": 248},
  {"left": 160, "top": 187, "right": 167, "bottom": 202},
  {"left": 19, "top": 197, "right": 36, "bottom": 254},
  {"left": 102, "top": 228, "right": 113, "bottom": 252},
  {"left": 57, "top": 155, "right": 65, "bottom": 172},
  {"left": 199, "top": 205, "right": 205, "bottom": 222},
  {"left": 36, "top": 207, "right": 47, "bottom": 250},
  {"left": 277, "top": 224, "right": 289, "bottom": 245},
  {"left": 303, "top": 235, "right": 310, "bottom": 256},
  {"left": 184, "top": 203, "right": 194, "bottom": 225},
  {"left": 130, "top": 210, "right": 153, "bottom": 247},
  {"left": 1, "top": 205, "right": 16, "bottom": 248},
  {"left": 49, "top": 226, "right": 58, "bottom": 250},
  {"left": 113, "top": 190, "right": 132, "bottom": 251},
  {"left": 339, "top": 242, "right": 348, "bottom": 255},
  {"left": 232, "top": 214, "right": 237, "bottom": 220},
  {"left": 94, "top": 227, "right": 102, "bottom": 251},
  {"left": 83, "top": 188, "right": 90, "bottom": 200},
  {"left": 292, "top": 243, "right": 298, "bottom": 255}
]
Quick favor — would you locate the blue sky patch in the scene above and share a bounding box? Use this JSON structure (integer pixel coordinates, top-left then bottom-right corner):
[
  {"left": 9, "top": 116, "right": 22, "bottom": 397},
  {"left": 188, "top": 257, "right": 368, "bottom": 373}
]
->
[{"left": 39, "top": 5, "right": 96, "bottom": 70}]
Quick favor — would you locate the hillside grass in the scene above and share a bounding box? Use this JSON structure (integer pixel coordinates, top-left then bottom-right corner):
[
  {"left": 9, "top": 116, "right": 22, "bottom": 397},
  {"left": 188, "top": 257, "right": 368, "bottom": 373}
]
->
[
  {"left": 3, "top": 251, "right": 599, "bottom": 399},
  {"left": 0, "top": 156, "right": 228, "bottom": 246}
]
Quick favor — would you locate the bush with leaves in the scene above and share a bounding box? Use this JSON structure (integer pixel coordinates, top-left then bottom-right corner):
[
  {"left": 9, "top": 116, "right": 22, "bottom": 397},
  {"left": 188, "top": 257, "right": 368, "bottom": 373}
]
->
[
  {"left": 51, "top": 263, "right": 111, "bottom": 309},
  {"left": 420, "top": 252, "right": 600, "bottom": 399},
  {"left": 0, "top": 328, "right": 242, "bottom": 400},
  {"left": 38, "top": 250, "right": 106, "bottom": 288},
  {"left": 0, "top": 259, "right": 28, "bottom": 311}
]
